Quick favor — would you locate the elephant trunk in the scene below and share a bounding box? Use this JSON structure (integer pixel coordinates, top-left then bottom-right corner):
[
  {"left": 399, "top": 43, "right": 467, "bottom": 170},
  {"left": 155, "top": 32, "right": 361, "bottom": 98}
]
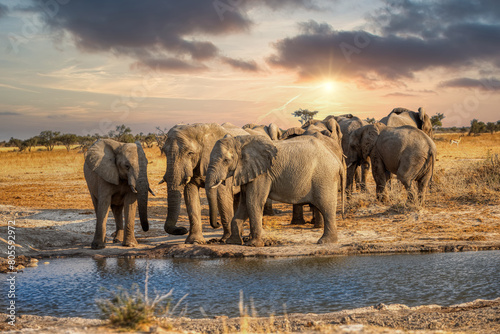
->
[
  {"left": 206, "top": 186, "right": 221, "bottom": 229},
  {"left": 136, "top": 143, "right": 149, "bottom": 232},
  {"left": 163, "top": 159, "right": 189, "bottom": 235}
]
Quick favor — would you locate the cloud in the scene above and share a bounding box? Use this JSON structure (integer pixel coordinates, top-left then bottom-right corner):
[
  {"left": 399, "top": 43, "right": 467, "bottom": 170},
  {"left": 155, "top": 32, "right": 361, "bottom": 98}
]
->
[
  {"left": 438, "top": 77, "right": 500, "bottom": 91},
  {"left": 0, "top": 111, "right": 21, "bottom": 116},
  {"left": 221, "top": 56, "right": 259, "bottom": 72},
  {"left": 268, "top": 1, "right": 500, "bottom": 84},
  {"left": 0, "top": 3, "right": 8, "bottom": 19},
  {"left": 383, "top": 92, "right": 416, "bottom": 98},
  {"left": 27, "top": 0, "right": 318, "bottom": 72}
]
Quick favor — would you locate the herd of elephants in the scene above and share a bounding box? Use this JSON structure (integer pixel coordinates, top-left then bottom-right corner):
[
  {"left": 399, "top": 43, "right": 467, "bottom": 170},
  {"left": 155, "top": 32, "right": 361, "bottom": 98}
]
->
[{"left": 83, "top": 107, "right": 436, "bottom": 249}]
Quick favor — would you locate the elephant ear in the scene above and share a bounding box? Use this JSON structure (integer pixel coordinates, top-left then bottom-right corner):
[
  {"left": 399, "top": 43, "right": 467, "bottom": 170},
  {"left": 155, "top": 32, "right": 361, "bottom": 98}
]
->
[
  {"left": 361, "top": 125, "right": 380, "bottom": 160},
  {"left": 233, "top": 136, "right": 278, "bottom": 187},
  {"left": 391, "top": 107, "right": 408, "bottom": 115},
  {"left": 282, "top": 127, "right": 305, "bottom": 140},
  {"left": 418, "top": 107, "right": 433, "bottom": 138},
  {"left": 85, "top": 139, "right": 120, "bottom": 185},
  {"left": 323, "top": 118, "right": 343, "bottom": 146},
  {"left": 266, "top": 123, "right": 281, "bottom": 140}
]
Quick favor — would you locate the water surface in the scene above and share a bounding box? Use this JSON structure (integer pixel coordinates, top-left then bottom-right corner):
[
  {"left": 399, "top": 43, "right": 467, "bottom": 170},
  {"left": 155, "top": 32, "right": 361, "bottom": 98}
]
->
[{"left": 1, "top": 251, "right": 499, "bottom": 319}]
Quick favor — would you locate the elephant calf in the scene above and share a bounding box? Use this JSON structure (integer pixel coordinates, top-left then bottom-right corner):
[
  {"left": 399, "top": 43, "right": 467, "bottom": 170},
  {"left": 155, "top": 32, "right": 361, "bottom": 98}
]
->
[
  {"left": 348, "top": 124, "right": 436, "bottom": 206},
  {"left": 206, "top": 135, "right": 344, "bottom": 246},
  {"left": 84, "top": 139, "right": 153, "bottom": 249}
]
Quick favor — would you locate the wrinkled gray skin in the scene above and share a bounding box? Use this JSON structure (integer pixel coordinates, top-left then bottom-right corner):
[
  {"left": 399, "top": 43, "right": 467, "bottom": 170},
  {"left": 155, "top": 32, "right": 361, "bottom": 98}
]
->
[
  {"left": 380, "top": 107, "right": 433, "bottom": 138},
  {"left": 206, "top": 135, "right": 344, "bottom": 247},
  {"left": 333, "top": 114, "right": 370, "bottom": 196},
  {"left": 281, "top": 118, "right": 344, "bottom": 227},
  {"left": 243, "top": 123, "right": 283, "bottom": 216},
  {"left": 84, "top": 139, "right": 152, "bottom": 249},
  {"left": 161, "top": 123, "right": 248, "bottom": 244},
  {"left": 347, "top": 123, "right": 436, "bottom": 206}
]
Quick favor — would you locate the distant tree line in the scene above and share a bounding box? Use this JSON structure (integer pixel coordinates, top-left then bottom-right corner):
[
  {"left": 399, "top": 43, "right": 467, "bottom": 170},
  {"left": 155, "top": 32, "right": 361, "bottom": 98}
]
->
[{"left": 2, "top": 124, "right": 167, "bottom": 153}]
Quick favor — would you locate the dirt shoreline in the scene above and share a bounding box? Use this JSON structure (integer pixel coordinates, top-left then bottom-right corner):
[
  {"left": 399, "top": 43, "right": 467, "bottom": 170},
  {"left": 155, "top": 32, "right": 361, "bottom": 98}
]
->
[{"left": 1, "top": 298, "right": 499, "bottom": 333}]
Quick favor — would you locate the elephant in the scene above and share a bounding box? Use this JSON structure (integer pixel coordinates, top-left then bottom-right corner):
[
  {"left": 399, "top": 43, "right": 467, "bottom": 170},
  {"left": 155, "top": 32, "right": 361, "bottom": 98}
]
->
[
  {"left": 380, "top": 107, "right": 433, "bottom": 138},
  {"left": 242, "top": 123, "right": 282, "bottom": 140},
  {"left": 161, "top": 123, "right": 248, "bottom": 244},
  {"left": 332, "top": 114, "right": 370, "bottom": 196},
  {"left": 281, "top": 117, "right": 344, "bottom": 227},
  {"left": 83, "top": 139, "right": 152, "bottom": 249},
  {"left": 347, "top": 123, "right": 436, "bottom": 206},
  {"left": 206, "top": 134, "right": 345, "bottom": 246}
]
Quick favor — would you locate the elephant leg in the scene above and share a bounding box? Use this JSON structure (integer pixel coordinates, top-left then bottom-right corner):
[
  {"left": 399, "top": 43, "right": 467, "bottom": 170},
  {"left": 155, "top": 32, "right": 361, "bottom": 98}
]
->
[
  {"left": 263, "top": 198, "right": 274, "bottom": 216},
  {"left": 92, "top": 196, "right": 111, "bottom": 249},
  {"left": 217, "top": 184, "right": 234, "bottom": 243},
  {"left": 360, "top": 160, "right": 370, "bottom": 192},
  {"left": 245, "top": 182, "right": 268, "bottom": 247},
  {"left": 345, "top": 164, "right": 357, "bottom": 199},
  {"left": 226, "top": 190, "right": 248, "bottom": 245},
  {"left": 290, "top": 204, "right": 306, "bottom": 225},
  {"left": 316, "top": 189, "right": 338, "bottom": 244},
  {"left": 311, "top": 206, "right": 324, "bottom": 228},
  {"left": 123, "top": 198, "right": 138, "bottom": 247},
  {"left": 184, "top": 182, "right": 206, "bottom": 244},
  {"left": 354, "top": 166, "right": 362, "bottom": 191},
  {"left": 372, "top": 158, "right": 389, "bottom": 203},
  {"left": 417, "top": 171, "right": 432, "bottom": 207},
  {"left": 111, "top": 204, "right": 124, "bottom": 243}
]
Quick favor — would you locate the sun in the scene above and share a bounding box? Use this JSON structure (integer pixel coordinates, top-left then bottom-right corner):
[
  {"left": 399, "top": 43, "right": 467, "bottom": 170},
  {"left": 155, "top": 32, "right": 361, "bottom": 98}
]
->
[{"left": 322, "top": 81, "right": 335, "bottom": 92}]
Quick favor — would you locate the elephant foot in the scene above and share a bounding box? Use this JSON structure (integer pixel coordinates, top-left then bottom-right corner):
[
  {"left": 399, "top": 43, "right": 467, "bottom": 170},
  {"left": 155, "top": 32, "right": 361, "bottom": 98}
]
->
[
  {"left": 263, "top": 208, "right": 274, "bottom": 216},
  {"left": 91, "top": 241, "right": 106, "bottom": 249},
  {"left": 123, "top": 239, "right": 138, "bottom": 247},
  {"left": 220, "top": 232, "right": 231, "bottom": 243},
  {"left": 226, "top": 235, "right": 244, "bottom": 245},
  {"left": 185, "top": 234, "right": 206, "bottom": 245},
  {"left": 312, "top": 219, "right": 324, "bottom": 229},
  {"left": 245, "top": 238, "right": 265, "bottom": 247},
  {"left": 113, "top": 230, "right": 124, "bottom": 243},
  {"left": 165, "top": 226, "right": 189, "bottom": 235},
  {"left": 290, "top": 217, "right": 307, "bottom": 225},
  {"left": 317, "top": 234, "right": 338, "bottom": 244}
]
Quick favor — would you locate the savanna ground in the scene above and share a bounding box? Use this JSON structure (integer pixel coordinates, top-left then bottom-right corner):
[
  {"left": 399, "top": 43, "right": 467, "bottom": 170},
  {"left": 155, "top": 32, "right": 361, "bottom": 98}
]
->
[{"left": 0, "top": 132, "right": 499, "bottom": 333}]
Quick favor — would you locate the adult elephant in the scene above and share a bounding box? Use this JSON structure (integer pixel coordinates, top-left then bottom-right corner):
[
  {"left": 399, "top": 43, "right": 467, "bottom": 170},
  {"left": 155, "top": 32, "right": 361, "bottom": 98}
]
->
[
  {"left": 84, "top": 139, "right": 152, "bottom": 249},
  {"left": 242, "top": 123, "right": 282, "bottom": 140},
  {"left": 347, "top": 123, "right": 436, "bottom": 206},
  {"left": 380, "top": 107, "right": 433, "bottom": 138},
  {"left": 206, "top": 134, "right": 345, "bottom": 246},
  {"left": 332, "top": 114, "right": 370, "bottom": 196},
  {"left": 161, "top": 123, "right": 248, "bottom": 244},
  {"left": 281, "top": 117, "right": 344, "bottom": 227},
  {"left": 243, "top": 123, "right": 283, "bottom": 216}
]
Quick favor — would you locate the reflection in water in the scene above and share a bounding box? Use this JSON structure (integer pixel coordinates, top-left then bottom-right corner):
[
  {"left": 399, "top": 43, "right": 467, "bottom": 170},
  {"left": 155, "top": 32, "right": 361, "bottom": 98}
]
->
[{"left": 1, "top": 251, "right": 499, "bottom": 319}]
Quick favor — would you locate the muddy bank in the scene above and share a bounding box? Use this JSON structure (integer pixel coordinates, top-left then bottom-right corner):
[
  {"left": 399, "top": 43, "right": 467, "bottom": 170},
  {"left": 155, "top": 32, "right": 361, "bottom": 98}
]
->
[
  {"left": 1, "top": 298, "right": 498, "bottom": 333},
  {"left": 1, "top": 202, "right": 499, "bottom": 260}
]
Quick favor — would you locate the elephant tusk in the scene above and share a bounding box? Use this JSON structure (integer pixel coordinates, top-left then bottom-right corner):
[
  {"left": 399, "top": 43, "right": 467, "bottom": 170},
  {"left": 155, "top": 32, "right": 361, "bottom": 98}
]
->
[
  {"left": 130, "top": 185, "right": 138, "bottom": 194},
  {"left": 148, "top": 186, "right": 156, "bottom": 196},
  {"left": 211, "top": 179, "right": 223, "bottom": 189},
  {"left": 185, "top": 176, "right": 192, "bottom": 184},
  {"left": 346, "top": 163, "right": 353, "bottom": 169},
  {"left": 158, "top": 179, "right": 165, "bottom": 185}
]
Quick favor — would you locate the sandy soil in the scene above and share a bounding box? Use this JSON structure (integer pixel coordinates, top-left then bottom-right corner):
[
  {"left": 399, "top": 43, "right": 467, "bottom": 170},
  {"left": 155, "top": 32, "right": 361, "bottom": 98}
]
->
[{"left": 1, "top": 298, "right": 498, "bottom": 333}]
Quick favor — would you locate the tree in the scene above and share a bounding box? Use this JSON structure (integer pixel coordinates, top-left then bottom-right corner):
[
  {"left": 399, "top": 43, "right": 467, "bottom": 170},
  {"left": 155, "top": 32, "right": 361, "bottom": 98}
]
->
[
  {"left": 23, "top": 136, "right": 38, "bottom": 152},
  {"left": 292, "top": 108, "right": 318, "bottom": 125},
  {"left": 156, "top": 127, "right": 169, "bottom": 155},
  {"left": 39, "top": 130, "right": 61, "bottom": 151},
  {"left": 496, "top": 120, "right": 500, "bottom": 132},
  {"left": 109, "top": 124, "right": 134, "bottom": 143},
  {"left": 430, "top": 113, "right": 445, "bottom": 129},
  {"left": 365, "top": 117, "right": 376, "bottom": 124},
  {"left": 77, "top": 135, "right": 98, "bottom": 153},
  {"left": 8, "top": 137, "right": 25, "bottom": 151},
  {"left": 468, "top": 119, "right": 486, "bottom": 136},
  {"left": 144, "top": 133, "right": 156, "bottom": 148},
  {"left": 57, "top": 133, "right": 78, "bottom": 151},
  {"left": 486, "top": 122, "right": 496, "bottom": 134}
]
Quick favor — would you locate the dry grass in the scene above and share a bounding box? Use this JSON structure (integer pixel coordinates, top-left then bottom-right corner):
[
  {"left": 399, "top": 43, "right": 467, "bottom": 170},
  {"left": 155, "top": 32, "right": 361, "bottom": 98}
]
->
[{"left": 0, "top": 133, "right": 499, "bottom": 211}]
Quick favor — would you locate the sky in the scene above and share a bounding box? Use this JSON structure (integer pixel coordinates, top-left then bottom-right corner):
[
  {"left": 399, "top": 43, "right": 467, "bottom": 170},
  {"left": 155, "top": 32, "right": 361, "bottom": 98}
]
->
[{"left": 0, "top": 0, "right": 499, "bottom": 140}]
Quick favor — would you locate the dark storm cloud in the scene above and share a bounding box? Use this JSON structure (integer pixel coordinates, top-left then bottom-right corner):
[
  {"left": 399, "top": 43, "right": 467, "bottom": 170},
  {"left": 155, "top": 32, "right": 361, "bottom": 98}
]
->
[
  {"left": 268, "top": 1, "right": 500, "bottom": 84},
  {"left": 439, "top": 77, "right": 500, "bottom": 91},
  {"left": 0, "top": 3, "right": 8, "bottom": 19},
  {"left": 28, "top": 0, "right": 318, "bottom": 72}
]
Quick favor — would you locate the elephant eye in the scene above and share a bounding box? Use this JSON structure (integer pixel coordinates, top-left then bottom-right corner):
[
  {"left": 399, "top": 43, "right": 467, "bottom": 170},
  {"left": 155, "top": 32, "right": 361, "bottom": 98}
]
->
[
  {"left": 124, "top": 163, "right": 131, "bottom": 170},
  {"left": 187, "top": 151, "right": 195, "bottom": 156}
]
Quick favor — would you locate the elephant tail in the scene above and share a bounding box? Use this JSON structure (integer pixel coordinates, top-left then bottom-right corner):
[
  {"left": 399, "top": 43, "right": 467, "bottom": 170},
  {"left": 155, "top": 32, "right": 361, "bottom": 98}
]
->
[{"left": 416, "top": 148, "right": 435, "bottom": 183}]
